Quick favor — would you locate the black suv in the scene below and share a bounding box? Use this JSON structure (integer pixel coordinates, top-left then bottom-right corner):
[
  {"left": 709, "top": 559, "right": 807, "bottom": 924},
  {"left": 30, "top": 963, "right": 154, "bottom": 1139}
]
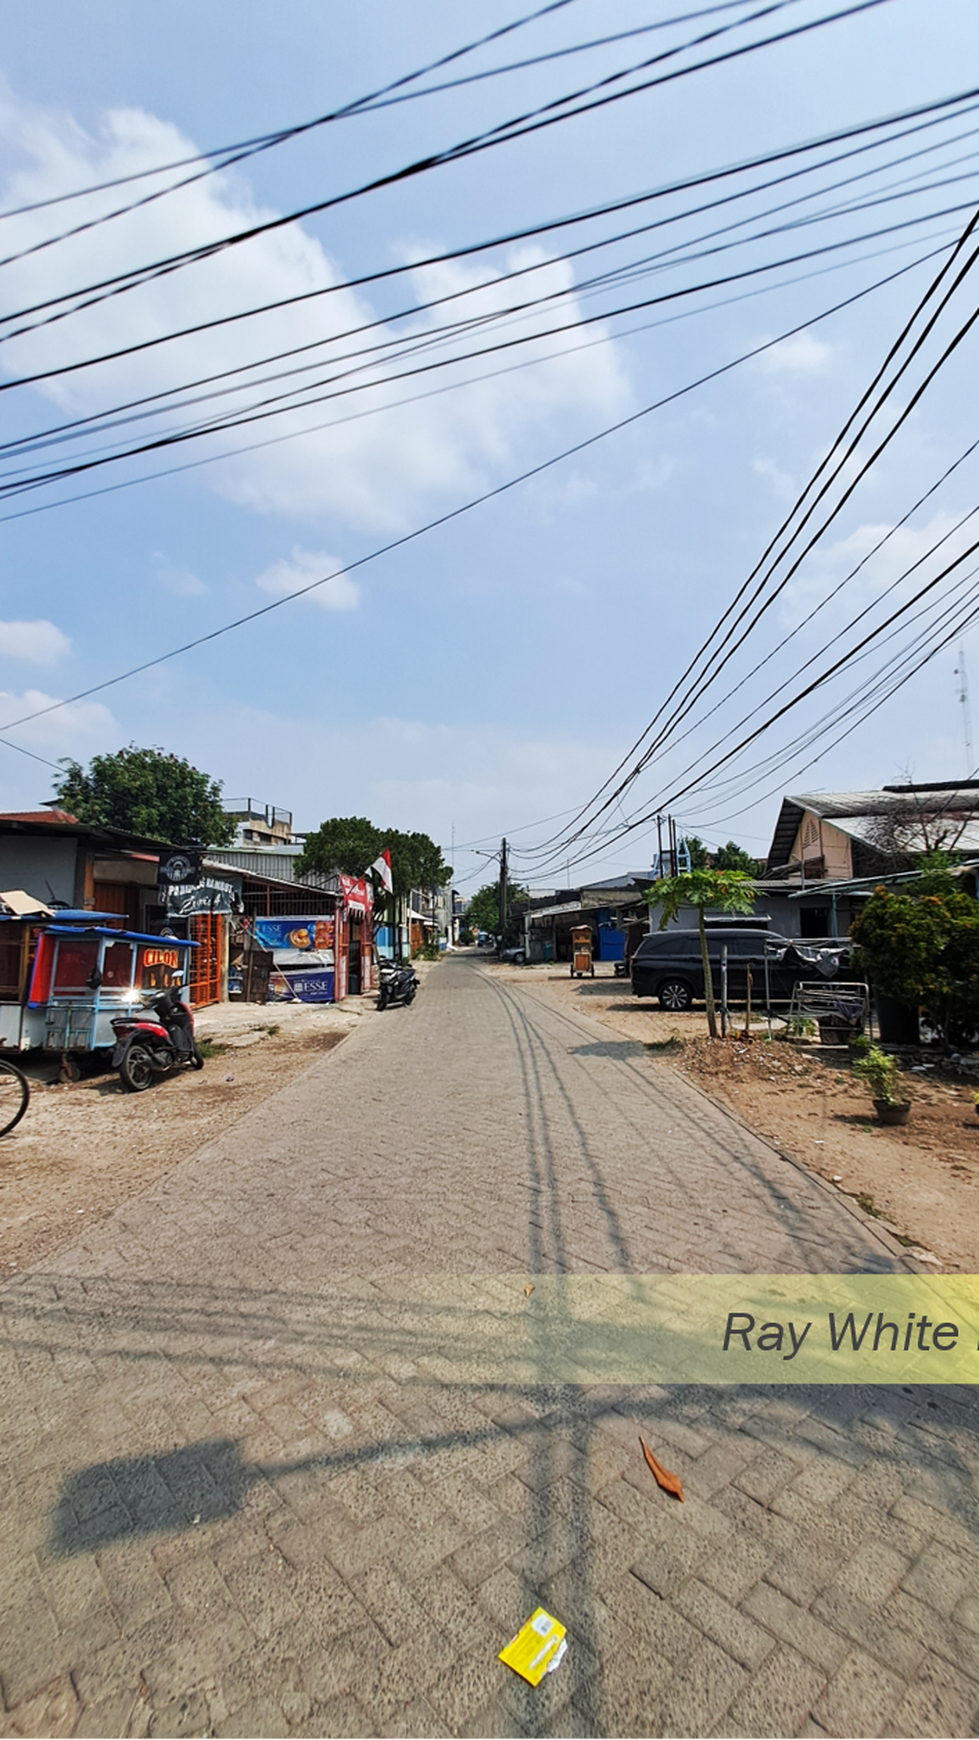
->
[{"left": 630, "top": 926, "right": 848, "bottom": 1011}]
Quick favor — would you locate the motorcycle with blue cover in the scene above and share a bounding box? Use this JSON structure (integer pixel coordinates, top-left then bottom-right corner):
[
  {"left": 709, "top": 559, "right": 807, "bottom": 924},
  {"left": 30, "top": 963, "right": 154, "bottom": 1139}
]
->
[{"left": 377, "top": 958, "right": 418, "bottom": 1010}]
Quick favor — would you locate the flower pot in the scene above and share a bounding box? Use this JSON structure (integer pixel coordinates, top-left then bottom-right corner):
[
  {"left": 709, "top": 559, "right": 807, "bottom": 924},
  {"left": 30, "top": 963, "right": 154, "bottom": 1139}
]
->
[{"left": 873, "top": 1099, "right": 911, "bottom": 1126}]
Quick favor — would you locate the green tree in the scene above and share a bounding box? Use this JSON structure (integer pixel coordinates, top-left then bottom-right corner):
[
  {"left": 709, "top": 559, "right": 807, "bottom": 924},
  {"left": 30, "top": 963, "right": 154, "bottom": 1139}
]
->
[
  {"left": 679, "top": 835, "right": 711, "bottom": 870},
  {"left": 677, "top": 836, "right": 761, "bottom": 874},
  {"left": 648, "top": 869, "right": 756, "bottom": 1039},
  {"left": 713, "top": 840, "right": 764, "bottom": 876},
  {"left": 466, "top": 878, "right": 527, "bottom": 944},
  {"left": 851, "top": 875, "right": 979, "bottom": 1045},
  {"left": 53, "top": 745, "right": 235, "bottom": 845},
  {"left": 384, "top": 830, "right": 452, "bottom": 898},
  {"left": 296, "top": 818, "right": 451, "bottom": 899},
  {"left": 295, "top": 817, "right": 382, "bottom": 881}
]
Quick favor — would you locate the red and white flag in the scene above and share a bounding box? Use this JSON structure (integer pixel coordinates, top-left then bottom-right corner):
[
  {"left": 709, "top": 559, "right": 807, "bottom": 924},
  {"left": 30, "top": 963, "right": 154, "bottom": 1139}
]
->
[{"left": 371, "top": 848, "right": 394, "bottom": 894}]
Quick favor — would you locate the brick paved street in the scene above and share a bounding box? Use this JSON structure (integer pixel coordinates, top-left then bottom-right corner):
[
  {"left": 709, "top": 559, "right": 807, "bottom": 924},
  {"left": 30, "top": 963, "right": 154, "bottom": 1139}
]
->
[{"left": 1, "top": 954, "right": 977, "bottom": 1737}]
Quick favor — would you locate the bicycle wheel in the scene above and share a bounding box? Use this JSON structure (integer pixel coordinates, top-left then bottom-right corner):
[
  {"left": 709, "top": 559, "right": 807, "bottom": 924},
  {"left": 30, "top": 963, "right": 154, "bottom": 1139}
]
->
[{"left": 0, "top": 1058, "right": 29, "bottom": 1137}]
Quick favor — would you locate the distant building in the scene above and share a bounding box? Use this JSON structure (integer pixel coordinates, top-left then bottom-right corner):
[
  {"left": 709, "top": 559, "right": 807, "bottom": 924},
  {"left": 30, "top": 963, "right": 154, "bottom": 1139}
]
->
[
  {"left": 765, "top": 783, "right": 979, "bottom": 882},
  {"left": 222, "top": 799, "right": 295, "bottom": 848}
]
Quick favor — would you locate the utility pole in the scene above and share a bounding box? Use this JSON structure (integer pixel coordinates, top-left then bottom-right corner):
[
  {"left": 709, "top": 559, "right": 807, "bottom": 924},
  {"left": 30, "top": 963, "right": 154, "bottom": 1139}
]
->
[{"left": 498, "top": 837, "right": 507, "bottom": 957}]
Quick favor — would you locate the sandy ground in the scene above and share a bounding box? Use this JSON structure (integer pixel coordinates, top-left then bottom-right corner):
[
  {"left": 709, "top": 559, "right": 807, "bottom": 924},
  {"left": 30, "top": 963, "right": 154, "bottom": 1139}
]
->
[
  {"left": 0, "top": 995, "right": 377, "bottom": 1278},
  {"left": 486, "top": 960, "right": 979, "bottom": 1273}
]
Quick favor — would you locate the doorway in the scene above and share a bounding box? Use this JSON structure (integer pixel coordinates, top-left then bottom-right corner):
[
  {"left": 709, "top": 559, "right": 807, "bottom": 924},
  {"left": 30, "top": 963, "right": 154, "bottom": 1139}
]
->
[{"left": 348, "top": 914, "right": 362, "bottom": 994}]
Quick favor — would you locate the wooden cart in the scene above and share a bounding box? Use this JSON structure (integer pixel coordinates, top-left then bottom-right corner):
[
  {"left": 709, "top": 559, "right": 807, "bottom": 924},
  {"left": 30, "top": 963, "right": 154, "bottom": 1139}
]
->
[{"left": 570, "top": 925, "right": 594, "bottom": 978}]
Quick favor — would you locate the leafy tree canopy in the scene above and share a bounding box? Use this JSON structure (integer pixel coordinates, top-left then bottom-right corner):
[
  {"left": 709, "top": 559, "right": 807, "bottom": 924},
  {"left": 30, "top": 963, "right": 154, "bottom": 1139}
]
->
[
  {"left": 680, "top": 835, "right": 711, "bottom": 870},
  {"left": 851, "top": 880, "right": 979, "bottom": 1042},
  {"left": 651, "top": 868, "right": 756, "bottom": 924},
  {"left": 465, "top": 878, "right": 527, "bottom": 942},
  {"left": 679, "top": 835, "right": 761, "bottom": 874},
  {"left": 295, "top": 816, "right": 451, "bottom": 898},
  {"left": 714, "top": 840, "right": 764, "bottom": 876},
  {"left": 53, "top": 745, "right": 235, "bottom": 846},
  {"left": 648, "top": 868, "right": 756, "bottom": 1039}
]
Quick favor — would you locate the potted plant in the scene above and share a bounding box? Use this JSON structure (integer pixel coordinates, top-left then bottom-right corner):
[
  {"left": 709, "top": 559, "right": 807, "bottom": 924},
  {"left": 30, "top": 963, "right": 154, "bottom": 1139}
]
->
[{"left": 853, "top": 1045, "right": 911, "bottom": 1126}]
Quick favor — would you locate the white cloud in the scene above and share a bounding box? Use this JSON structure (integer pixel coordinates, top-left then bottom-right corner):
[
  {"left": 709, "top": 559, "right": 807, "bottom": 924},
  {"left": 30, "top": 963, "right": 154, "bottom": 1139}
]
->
[
  {"left": 781, "top": 509, "right": 979, "bottom": 626},
  {"left": 255, "top": 547, "right": 359, "bottom": 611},
  {"left": 154, "top": 559, "right": 207, "bottom": 597},
  {"left": 753, "top": 455, "right": 796, "bottom": 500},
  {"left": 0, "top": 688, "right": 115, "bottom": 755},
  {"left": 0, "top": 619, "right": 71, "bottom": 663},
  {"left": 758, "top": 331, "right": 833, "bottom": 377},
  {"left": 0, "top": 91, "right": 631, "bottom": 533}
]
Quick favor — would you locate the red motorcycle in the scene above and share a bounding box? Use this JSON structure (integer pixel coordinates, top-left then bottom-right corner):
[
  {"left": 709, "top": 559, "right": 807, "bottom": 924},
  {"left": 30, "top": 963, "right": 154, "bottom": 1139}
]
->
[{"left": 111, "top": 985, "right": 205, "bottom": 1092}]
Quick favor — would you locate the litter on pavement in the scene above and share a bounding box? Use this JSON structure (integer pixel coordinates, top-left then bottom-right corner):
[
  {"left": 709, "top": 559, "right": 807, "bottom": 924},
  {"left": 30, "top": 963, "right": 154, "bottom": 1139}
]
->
[
  {"left": 639, "top": 1435, "right": 684, "bottom": 1501},
  {"left": 499, "top": 1608, "right": 568, "bottom": 1685}
]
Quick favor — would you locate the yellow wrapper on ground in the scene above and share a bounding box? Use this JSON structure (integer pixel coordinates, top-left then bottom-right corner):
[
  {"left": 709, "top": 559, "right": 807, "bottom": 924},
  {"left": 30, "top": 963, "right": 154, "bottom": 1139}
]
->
[{"left": 499, "top": 1609, "right": 567, "bottom": 1685}]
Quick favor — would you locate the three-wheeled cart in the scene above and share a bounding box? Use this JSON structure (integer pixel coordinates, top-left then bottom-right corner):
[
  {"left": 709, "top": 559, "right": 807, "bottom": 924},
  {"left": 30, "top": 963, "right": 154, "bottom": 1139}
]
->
[
  {"left": 0, "top": 917, "right": 196, "bottom": 1062},
  {"left": 570, "top": 924, "right": 594, "bottom": 978}
]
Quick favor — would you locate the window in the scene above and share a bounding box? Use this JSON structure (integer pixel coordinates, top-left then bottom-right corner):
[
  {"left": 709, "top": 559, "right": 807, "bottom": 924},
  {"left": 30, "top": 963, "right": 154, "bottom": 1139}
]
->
[
  {"left": 52, "top": 939, "right": 99, "bottom": 993},
  {"left": 101, "top": 940, "right": 135, "bottom": 990}
]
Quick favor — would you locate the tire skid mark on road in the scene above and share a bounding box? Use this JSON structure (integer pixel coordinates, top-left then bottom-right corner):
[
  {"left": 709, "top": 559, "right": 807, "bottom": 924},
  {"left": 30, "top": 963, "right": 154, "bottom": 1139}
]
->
[
  {"left": 490, "top": 975, "right": 634, "bottom": 1275},
  {"left": 479, "top": 970, "right": 613, "bottom": 1733},
  {"left": 497, "top": 974, "right": 906, "bottom": 1274}
]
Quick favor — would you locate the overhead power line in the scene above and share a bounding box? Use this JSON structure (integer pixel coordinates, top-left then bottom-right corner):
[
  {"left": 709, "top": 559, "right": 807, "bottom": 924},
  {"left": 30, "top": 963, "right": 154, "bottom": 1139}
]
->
[
  {"left": 0, "top": 247, "right": 921, "bottom": 742},
  {"left": 522, "top": 203, "right": 979, "bottom": 864},
  {"left": 0, "top": 1, "right": 782, "bottom": 265},
  {"left": 0, "top": 0, "right": 890, "bottom": 346},
  {"left": 3, "top": 205, "right": 971, "bottom": 505},
  {"left": 0, "top": 1, "right": 760, "bottom": 225},
  {"left": 4, "top": 111, "right": 974, "bottom": 472},
  {"left": 2, "top": 230, "right": 953, "bottom": 528},
  {"left": 3, "top": 79, "right": 969, "bottom": 403}
]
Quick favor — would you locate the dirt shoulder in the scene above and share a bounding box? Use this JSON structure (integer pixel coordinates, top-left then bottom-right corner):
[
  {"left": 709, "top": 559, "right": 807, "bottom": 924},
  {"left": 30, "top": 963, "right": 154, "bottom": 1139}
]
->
[
  {"left": 0, "top": 997, "right": 376, "bottom": 1278},
  {"left": 487, "top": 961, "right": 979, "bottom": 1272}
]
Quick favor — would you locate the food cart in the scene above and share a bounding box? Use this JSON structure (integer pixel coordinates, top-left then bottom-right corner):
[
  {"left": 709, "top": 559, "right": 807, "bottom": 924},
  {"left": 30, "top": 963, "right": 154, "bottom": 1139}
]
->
[
  {"left": 0, "top": 916, "right": 196, "bottom": 1056},
  {"left": 570, "top": 924, "right": 594, "bottom": 978}
]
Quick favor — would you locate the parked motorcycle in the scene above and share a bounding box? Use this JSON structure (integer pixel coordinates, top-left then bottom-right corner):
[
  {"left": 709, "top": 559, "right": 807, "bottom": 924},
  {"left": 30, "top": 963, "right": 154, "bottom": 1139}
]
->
[
  {"left": 110, "top": 984, "right": 205, "bottom": 1092},
  {"left": 377, "top": 959, "right": 418, "bottom": 1010}
]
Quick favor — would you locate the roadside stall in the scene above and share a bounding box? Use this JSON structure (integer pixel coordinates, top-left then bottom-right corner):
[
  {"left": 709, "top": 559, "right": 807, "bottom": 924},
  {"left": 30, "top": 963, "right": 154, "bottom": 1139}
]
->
[
  {"left": 0, "top": 916, "right": 196, "bottom": 1056},
  {"left": 253, "top": 915, "right": 336, "bottom": 1002},
  {"left": 335, "top": 875, "right": 374, "bottom": 999},
  {"left": 570, "top": 924, "right": 595, "bottom": 978}
]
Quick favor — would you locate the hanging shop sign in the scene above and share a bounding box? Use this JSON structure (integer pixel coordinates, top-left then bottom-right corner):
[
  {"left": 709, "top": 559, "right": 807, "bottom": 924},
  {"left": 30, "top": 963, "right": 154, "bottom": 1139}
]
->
[
  {"left": 166, "top": 870, "right": 240, "bottom": 917},
  {"left": 338, "top": 874, "right": 372, "bottom": 914},
  {"left": 157, "top": 849, "right": 205, "bottom": 887}
]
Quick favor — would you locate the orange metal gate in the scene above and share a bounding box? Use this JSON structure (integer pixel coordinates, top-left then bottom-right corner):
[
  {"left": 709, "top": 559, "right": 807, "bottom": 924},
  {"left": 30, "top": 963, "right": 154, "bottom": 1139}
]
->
[{"left": 188, "top": 912, "right": 222, "bottom": 1006}]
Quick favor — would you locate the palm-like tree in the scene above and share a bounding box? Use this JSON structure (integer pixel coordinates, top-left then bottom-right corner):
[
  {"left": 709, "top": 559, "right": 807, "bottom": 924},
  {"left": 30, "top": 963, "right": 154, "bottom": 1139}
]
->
[{"left": 648, "top": 869, "right": 756, "bottom": 1039}]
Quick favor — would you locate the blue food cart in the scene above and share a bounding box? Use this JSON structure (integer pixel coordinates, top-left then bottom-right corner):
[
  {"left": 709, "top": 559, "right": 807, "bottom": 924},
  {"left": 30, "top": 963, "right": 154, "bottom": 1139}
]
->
[{"left": 0, "top": 916, "right": 196, "bottom": 1056}]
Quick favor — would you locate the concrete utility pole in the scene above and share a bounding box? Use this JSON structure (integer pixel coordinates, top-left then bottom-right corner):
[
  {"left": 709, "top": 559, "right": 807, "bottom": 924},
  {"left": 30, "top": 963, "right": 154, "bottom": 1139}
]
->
[{"left": 498, "top": 837, "right": 508, "bottom": 957}]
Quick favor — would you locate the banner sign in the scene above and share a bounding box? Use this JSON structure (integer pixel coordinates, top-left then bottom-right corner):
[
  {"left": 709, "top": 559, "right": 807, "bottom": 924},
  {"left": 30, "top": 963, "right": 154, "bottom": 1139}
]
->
[
  {"left": 255, "top": 917, "right": 336, "bottom": 1002},
  {"left": 166, "top": 871, "right": 239, "bottom": 916},
  {"left": 253, "top": 917, "right": 334, "bottom": 956},
  {"left": 338, "top": 874, "right": 372, "bottom": 914},
  {"left": 269, "top": 966, "right": 335, "bottom": 1003},
  {"left": 157, "top": 849, "right": 204, "bottom": 887}
]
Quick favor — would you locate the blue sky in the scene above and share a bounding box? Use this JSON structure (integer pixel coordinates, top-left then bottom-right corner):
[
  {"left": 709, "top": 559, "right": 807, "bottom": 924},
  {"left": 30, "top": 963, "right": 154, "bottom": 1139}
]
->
[{"left": 1, "top": 0, "right": 978, "bottom": 890}]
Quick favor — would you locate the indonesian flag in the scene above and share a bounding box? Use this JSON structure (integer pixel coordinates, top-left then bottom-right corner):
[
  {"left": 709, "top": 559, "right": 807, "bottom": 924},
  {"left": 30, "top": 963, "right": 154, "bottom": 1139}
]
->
[{"left": 371, "top": 848, "right": 394, "bottom": 894}]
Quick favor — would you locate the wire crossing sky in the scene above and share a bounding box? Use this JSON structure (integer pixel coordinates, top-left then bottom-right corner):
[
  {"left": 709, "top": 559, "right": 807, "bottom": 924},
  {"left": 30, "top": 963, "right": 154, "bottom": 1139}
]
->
[{"left": 0, "top": 0, "right": 977, "bottom": 879}]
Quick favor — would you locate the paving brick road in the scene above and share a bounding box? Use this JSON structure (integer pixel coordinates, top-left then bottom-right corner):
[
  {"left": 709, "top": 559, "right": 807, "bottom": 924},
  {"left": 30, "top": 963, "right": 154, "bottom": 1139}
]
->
[{"left": 1, "top": 954, "right": 977, "bottom": 1737}]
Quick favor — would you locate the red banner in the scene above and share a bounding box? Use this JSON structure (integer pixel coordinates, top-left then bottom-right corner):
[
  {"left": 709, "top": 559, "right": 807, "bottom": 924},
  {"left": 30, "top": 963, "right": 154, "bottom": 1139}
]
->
[{"left": 338, "top": 874, "right": 372, "bottom": 914}]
